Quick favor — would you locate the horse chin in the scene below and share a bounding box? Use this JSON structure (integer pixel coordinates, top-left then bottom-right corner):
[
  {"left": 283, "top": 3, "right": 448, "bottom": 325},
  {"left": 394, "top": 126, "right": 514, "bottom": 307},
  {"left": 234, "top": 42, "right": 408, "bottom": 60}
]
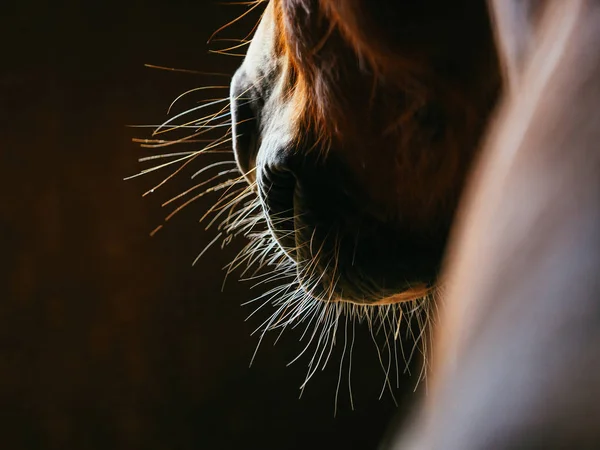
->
[
  {"left": 296, "top": 270, "right": 434, "bottom": 306},
  {"left": 368, "top": 286, "right": 433, "bottom": 305},
  {"left": 332, "top": 287, "right": 433, "bottom": 306}
]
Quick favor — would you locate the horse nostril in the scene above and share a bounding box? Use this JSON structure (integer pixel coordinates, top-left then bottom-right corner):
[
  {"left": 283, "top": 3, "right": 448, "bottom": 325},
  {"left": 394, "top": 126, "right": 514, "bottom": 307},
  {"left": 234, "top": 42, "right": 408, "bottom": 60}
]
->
[{"left": 230, "top": 72, "right": 259, "bottom": 180}]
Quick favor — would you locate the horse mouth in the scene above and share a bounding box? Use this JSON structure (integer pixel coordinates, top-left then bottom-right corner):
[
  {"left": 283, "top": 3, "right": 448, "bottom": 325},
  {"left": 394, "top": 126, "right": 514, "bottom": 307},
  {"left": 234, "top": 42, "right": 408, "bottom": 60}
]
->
[{"left": 262, "top": 186, "right": 443, "bottom": 306}]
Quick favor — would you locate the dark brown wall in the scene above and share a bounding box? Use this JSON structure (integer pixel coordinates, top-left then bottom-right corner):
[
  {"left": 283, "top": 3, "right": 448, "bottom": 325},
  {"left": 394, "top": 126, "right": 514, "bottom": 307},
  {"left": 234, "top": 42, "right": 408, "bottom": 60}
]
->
[{"left": 1, "top": 1, "right": 416, "bottom": 448}]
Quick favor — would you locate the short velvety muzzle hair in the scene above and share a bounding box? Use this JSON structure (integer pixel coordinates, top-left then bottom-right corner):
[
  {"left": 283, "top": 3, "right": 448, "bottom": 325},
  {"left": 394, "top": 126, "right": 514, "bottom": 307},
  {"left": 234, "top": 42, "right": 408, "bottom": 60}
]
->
[{"left": 229, "top": 0, "right": 500, "bottom": 305}]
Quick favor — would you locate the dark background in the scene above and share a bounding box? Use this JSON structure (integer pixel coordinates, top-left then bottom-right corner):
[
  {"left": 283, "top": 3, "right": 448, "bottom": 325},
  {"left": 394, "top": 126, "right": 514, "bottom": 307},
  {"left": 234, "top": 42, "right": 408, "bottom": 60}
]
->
[{"left": 1, "top": 1, "right": 420, "bottom": 448}]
